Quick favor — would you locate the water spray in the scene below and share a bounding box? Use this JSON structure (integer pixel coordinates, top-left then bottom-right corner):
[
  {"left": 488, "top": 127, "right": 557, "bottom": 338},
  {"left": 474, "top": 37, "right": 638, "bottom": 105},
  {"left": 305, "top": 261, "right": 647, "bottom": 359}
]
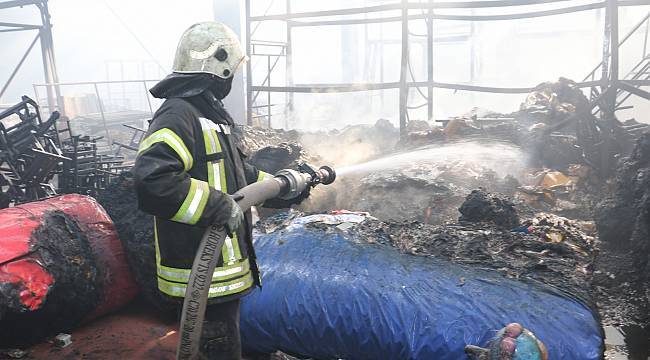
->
[{"left": 176, "top": 163, "right": 336, "bottom": 360}]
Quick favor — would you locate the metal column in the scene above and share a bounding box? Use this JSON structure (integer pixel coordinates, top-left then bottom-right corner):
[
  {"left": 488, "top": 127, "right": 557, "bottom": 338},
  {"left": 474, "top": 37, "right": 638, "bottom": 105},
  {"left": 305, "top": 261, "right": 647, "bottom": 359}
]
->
[
  {"left": 398, "top": 0, "right": 409, "bottom": 138},
  {"left": 37, "top": 0, "right": 64, "bottom": 115},
  {"left": 426, "top": 0, "right": 434, "bottom": 122},
  {"left": 285, "top": 0, "right": 294, "bottom": 129},
  {"left": 600, "top": 0, "right": 619, "bottom": 176},
  {"left": 245, "top": 0, "right": 253, "bottom": 126}
]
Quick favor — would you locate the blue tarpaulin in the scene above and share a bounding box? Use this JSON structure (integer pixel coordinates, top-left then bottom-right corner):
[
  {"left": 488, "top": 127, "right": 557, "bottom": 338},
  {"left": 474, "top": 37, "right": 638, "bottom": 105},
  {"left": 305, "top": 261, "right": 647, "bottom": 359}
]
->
[{"left": 241, "top": 219, "right": 603, "bottom": 359}]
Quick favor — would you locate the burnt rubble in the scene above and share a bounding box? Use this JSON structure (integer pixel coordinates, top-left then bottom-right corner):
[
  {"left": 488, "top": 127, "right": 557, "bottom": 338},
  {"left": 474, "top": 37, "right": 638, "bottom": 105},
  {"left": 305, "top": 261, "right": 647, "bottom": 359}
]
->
[
  {"left": 458, "top": 189, "right": 519, "bottom": 229},
  {"left": 0, "top": 96, "right": 126, "bottom": 208},
  {"left": 3, "top": 76, "right": 649, "bottom": 355},
  {"left": 0, "top": 211, "right": 102, "bottom": 346},
  {"left": 94, "top": 173, "right": 171, "bottom": 313},
  {"left": 265, "top": 194, "right": 598, "bottom": 310},
  {"left": 595, "top": 132, "right": 650, "bottom": 328}
]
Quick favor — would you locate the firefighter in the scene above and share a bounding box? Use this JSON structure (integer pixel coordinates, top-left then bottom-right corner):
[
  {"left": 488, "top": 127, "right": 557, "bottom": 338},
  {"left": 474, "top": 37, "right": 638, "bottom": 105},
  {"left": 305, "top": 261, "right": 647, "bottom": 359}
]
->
[{"left": 132, "top": 21, "right": 307, "bottom": 359}]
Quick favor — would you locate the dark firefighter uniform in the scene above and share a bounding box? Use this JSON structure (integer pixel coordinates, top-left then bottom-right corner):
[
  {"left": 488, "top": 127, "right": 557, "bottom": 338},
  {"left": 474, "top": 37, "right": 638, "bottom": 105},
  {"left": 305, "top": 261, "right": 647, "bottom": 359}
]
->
[{"left": 133, "top": 97, "right": 271, "bottom": 303}]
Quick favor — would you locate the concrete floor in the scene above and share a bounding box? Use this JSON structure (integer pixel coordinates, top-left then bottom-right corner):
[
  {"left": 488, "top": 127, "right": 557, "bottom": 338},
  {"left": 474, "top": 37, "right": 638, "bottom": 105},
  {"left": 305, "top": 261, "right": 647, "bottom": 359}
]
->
[{"left": 25, "top": 300, "right": 178, "bottom": 359}]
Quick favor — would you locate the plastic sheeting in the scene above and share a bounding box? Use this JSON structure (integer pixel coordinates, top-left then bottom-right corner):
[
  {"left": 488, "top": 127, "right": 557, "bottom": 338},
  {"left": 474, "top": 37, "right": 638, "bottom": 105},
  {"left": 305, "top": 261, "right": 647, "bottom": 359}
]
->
[{"left": 241, "top": 220, "right": 603, "bottom": 359}]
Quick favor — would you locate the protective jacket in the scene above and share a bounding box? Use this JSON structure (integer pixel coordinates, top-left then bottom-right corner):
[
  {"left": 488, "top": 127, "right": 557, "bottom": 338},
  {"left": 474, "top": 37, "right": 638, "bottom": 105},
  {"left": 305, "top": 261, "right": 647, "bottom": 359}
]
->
[{"left": 133, "top": 96, "right": 271, "bottom": 303}]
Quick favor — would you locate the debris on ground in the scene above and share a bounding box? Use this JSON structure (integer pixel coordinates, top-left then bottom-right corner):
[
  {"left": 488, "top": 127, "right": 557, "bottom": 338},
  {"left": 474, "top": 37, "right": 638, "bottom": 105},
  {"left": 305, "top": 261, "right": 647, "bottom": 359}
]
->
[
  {"left": 515, "top": 166, "right": 603, "bottom": 220},
  {"left": 595, "top": 131, "right": 650, "bottom": 329},
  {"left": 0, "top": 96, "right": 126, "bottom": 208},
  {"left": 518, "top": 77, "right": 589, "bottom": 126},
  {"left": 458, "top": 189, "right": 519, "bottom": 229},
  {"left": 345, "top": 209, "right": 596, "bottom": 304},
  {"left": 248, "top": 142, "right": 315, "bottom": 174},
  {"left": 53, "top": 333, "right": 72, "bottom": 348}
]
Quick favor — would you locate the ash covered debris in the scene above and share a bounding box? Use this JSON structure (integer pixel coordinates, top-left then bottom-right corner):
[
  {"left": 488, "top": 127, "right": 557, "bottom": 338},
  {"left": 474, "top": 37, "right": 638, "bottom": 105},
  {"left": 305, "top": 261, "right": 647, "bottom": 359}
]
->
[
  {"left": 249, "top": 142, "right": 314, "bottom": 174},
  {"left": 595, "top": 131, "right": 650, "bottom": 328},
  {"left": 519, "top": 77, "right": 590, "bottom": 126},
  {"left": 94, "top": 173, "right": 171, "bottom": 312},
  {"left": 459, "top": 189, "right": 519, "bottom": 229},
  {"left": 262, "top": 203, "right": 598, "bottom": 312}
]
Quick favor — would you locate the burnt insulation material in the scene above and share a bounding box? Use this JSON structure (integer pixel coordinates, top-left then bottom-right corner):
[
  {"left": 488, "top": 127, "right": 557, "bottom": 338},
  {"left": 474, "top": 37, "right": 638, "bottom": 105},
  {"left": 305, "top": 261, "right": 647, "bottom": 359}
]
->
[
  {"left": 0, "top": 211, "right": 101, "bottom": 347},
  {"left": 95, "top": 172, "right": 173, "bottom": 313}
]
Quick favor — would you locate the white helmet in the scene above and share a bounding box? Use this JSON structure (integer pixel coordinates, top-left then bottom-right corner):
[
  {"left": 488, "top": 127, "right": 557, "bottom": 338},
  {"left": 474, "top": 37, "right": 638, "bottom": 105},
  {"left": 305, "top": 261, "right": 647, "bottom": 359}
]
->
[{"left": 172, "top": 21, "right": 245, "bottom": 79}]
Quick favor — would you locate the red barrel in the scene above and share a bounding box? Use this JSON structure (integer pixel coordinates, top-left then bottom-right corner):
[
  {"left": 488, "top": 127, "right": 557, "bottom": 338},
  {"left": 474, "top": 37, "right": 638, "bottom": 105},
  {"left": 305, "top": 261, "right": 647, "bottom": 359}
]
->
[{"left": 0, "top": 194, "right": 138, "bottom": 346}]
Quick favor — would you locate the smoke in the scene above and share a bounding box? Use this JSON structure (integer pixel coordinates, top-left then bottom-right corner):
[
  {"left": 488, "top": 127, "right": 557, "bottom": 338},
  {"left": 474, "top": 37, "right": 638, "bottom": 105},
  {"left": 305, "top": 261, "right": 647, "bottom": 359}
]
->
[{"left": 300, "top": 139, "right": 529, "bottom": 222}]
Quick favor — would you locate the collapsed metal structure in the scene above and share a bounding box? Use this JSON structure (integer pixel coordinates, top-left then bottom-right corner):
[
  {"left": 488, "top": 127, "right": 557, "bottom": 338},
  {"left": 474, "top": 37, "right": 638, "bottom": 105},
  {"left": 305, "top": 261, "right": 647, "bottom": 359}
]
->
[
  {"left": 245, "top": 0, "right": 650, "bottom": 175},
  {"left": 0, "top": 96, "right": 126, "bottom": 207}
]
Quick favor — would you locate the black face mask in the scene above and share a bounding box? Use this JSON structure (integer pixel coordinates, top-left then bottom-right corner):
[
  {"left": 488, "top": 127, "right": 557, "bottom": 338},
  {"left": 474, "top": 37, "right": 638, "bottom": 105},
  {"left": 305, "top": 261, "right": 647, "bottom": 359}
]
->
[
  {"left": 209, "top": 75, "right": 233, "bottom": 100},
  {"left": 150, "top": 73, "right": 233, "bottom": 100}
]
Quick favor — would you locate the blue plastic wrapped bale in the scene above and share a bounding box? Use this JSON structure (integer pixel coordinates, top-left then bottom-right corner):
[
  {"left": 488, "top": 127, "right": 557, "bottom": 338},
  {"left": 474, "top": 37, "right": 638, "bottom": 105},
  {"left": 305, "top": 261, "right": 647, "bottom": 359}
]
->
[{"left": 240, "top": 221, "right": 603, "bottom": 359}]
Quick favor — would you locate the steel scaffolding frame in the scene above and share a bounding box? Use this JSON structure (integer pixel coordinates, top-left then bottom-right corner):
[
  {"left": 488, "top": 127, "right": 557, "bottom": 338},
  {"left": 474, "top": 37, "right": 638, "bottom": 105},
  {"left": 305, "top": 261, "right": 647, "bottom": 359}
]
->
[
  {"left": 0, "top": 0, "right": 63, "bottom": 115},
  {"left": 245, "top": 0, "right": 650, "bottom": 139}
]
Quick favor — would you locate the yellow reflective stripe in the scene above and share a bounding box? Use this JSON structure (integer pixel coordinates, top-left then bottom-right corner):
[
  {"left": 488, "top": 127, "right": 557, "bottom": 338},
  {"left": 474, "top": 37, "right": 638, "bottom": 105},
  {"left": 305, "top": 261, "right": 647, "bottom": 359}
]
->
[
  {"left": 157, "top": 271, "right": 254, "bottom": 298},
  {"left": 157, "top": 258, "right": 251, "bottom": 283},
  {"left": 199, "top": 118, "right": 225, "bottom": 192},
  {"left": 170, "top": 179, "right": 210, "bottom": 225},
  {"left": 202, "top": 124, "right": 216, "bottom": 189},
  {"left": 138, "top": 128, "right": 193, "bottom": 171},
  {"left": 257, "top": 171, "right": 273, "bottom": 182},
  {"left": 154, "top": 217, "right": 160, "bottom": 268}
]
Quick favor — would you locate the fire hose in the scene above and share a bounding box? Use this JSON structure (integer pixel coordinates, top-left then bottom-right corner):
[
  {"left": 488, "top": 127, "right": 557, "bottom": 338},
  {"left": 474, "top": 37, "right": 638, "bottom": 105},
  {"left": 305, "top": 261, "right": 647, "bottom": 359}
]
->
[{"left": 176, "top": 163, "right": 336, "bottom": 360}]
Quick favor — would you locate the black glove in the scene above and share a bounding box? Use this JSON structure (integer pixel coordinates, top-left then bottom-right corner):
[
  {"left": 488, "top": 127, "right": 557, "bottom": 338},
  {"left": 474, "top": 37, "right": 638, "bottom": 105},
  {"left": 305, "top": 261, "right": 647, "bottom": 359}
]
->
[{"left": 263, "top": 186, "right": 310, "bottom": 209}]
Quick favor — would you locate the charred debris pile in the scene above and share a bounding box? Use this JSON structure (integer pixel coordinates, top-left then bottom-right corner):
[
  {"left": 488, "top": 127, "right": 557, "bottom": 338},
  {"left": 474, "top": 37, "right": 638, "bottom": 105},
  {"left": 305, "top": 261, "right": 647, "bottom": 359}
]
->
[
  {"left": 0, "top": 96, "right": 127, "bottom": 208},
  {"left": 3, "top": 77, "right": 649, "bottom": 351},
  {"left": 240, "top": 78, "right": 650, "bottom": 333}
]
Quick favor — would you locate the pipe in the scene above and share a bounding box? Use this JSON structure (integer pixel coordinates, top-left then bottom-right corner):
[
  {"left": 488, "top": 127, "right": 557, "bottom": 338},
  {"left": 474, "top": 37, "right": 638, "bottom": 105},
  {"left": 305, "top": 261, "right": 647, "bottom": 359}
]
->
[{"left": 176, "top": 165, "right": 336, "bottom": 360}]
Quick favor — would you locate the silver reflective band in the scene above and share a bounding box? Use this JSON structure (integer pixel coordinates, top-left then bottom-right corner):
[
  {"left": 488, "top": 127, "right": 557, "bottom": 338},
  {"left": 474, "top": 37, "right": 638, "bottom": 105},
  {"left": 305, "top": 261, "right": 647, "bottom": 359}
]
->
[
  {"left": 214, "top": 264, "right": 244, "bottom": 278},
  {"left": 190, "top": 42, "right": 220, "bottom": 60},
  {"left": 198, "top": 118, "right": 231, "bottom": 134},
  {"left": 199, "top": 117, "right": 219, "bottom": 131},
  {"left": 179, "top": 186, "right": 205, "bottom": 223},
  {"left": 224, "top": 236, "right": 237, "bottom": 264},
  {"left": 157, "top": 264, "right": 245, "bottom": 282},
  {"left": 212, "top": 162, "right": 222, "bottom": 191}
]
